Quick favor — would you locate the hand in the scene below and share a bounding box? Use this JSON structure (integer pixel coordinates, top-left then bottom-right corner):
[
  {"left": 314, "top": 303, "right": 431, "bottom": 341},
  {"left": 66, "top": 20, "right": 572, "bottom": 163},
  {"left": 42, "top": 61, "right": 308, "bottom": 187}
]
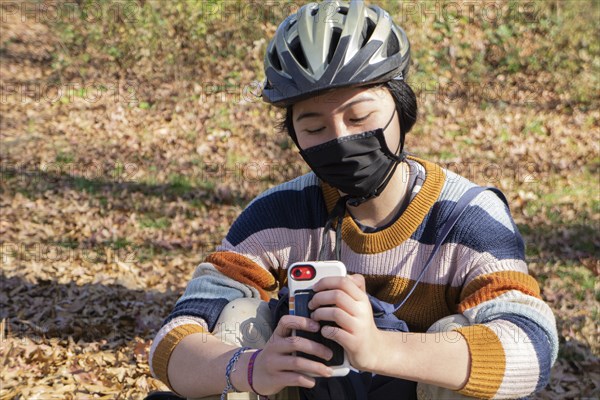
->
[
  {"left": 250, "top": 314, "right": 334, "bottom": 395},
  {"left": 309, "top": 274, "right": 382, "bottom": 371}
]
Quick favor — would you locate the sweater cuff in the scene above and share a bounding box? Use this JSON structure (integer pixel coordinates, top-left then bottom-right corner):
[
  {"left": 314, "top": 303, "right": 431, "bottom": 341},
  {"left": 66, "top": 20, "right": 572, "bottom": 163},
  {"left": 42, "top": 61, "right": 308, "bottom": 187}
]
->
[
  {"left": 151, "top": 324, "right": 208, "bottom": 392},
  {"left": 454, "top": 324, "right": 506, "bottom": 398}
]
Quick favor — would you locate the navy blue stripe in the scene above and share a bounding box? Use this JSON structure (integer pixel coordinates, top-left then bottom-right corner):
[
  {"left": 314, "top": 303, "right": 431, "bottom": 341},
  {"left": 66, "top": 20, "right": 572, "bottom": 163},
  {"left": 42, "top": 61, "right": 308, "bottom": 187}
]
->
[
  {"left": 228, "top": 183, "right": 524, "bottom": 260},
  {"left": 162, "top": 298, "right": 230, "bottom": 332},
  {"left": 227, "top": 186, "right": 327, "bottom": 246},
  {"left": 413, "top": 200, "right": 525, "bottom": 261},
  {"left": 492, "top": 314, "right": 553, "bottom": 393}
]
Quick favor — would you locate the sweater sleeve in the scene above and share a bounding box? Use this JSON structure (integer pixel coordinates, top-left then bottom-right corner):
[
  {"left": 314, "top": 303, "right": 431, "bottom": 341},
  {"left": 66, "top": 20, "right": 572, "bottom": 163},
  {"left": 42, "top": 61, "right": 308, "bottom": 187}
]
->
[
  {"left": 148, "top": 232, "right": 279, "bottom": 389},
  {"left": 449, "top": 190, "right": 558, "bottom": 399},
  {"left": 148, "top": 258, "right": 274, "bottom": 389},
  {"left": 148, "top": 173, "right": 325, "bottom": 390}
]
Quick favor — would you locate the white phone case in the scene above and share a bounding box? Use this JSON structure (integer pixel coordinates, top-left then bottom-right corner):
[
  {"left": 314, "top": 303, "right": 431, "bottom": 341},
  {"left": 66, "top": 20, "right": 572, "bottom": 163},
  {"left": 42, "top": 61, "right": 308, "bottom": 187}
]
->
[{"left": 287, "top": 260, "right": 350, "bottom": 377}]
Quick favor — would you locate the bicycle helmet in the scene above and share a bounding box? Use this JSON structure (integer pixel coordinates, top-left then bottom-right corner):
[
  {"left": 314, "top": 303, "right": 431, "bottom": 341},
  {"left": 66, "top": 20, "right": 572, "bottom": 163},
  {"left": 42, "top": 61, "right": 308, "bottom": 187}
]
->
[{"left": 262, "top": 0, "right": 411, "bottom": 107}]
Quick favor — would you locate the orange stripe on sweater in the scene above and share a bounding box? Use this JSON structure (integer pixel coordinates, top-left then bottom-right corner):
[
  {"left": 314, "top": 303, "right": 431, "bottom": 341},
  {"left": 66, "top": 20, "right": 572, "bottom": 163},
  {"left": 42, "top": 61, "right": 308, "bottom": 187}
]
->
[
  {"left": 206, "top": 251, "right": 277, "bottom": 301},
  {"left": 458, "top": 271, "right": 541, "bottom": 313},
  {"left": 364, "top": 274, "right": 462, "bottom": 332},
  {"left": 455, "top": 324, "right": 506, "bottom": 398},
  {"left": 152, "top": 324, "right": 207, "bottom": 393}
]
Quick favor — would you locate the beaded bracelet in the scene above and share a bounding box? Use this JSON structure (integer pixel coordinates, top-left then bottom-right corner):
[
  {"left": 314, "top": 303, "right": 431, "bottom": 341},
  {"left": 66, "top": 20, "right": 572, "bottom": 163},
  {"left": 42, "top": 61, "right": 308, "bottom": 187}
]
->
[
  {"left": 220, "top": 346, "right": 251, "bottom": 400},
  {"left": 247, "top": 349, "right": 269, "bottom": 400}
]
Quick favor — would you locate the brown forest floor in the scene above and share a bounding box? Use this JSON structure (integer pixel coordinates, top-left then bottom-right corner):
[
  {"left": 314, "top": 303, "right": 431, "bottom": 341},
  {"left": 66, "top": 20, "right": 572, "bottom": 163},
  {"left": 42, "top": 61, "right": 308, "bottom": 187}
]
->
[{"left": 1, "top": 1, "right": 599, "bottom": 399}]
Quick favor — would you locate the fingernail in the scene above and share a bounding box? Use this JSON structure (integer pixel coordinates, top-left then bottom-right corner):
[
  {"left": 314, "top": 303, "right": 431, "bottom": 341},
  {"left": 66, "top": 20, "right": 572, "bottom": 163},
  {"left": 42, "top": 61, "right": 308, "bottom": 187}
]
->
[
  {"left": 326, "top": 367, "right": 334, "bottom": 376},
  {"left": 310, "top": 321, "right": 319, "bottom": 331}
]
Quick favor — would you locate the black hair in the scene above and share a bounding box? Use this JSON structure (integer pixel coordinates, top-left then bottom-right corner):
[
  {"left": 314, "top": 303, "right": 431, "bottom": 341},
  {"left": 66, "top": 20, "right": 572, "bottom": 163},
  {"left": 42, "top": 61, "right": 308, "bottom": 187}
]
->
[{"left": 278, "top": 79, "right": 418, "bottom": 150}]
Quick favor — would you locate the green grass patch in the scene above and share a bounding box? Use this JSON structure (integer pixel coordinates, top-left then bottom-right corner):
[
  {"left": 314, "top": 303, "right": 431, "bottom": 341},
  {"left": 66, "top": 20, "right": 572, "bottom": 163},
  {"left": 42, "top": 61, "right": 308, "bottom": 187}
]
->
[
  {"left": 98, "top": 196, "right": 108, "bottom": 207},
  {"left": 53, "top": 240, "right": 79, "bottom": 249},
  {"left": 225, "top": 150, "right": 250, "bottom": 169},
  {"left": 554, "top": 263, "right": 598, "bottom": 302},
  {"left": 168, "top": 174, "right": 193, "bottom": 195},
  {"left": 73, "top": 176, "right": 100, "bottom": 194},
  {"left": 215, "top": 106, "right": 233, "bottom": 131},
  {"left": 189, "top": 199, "right": 207, "bottom": 212},
  {"left": 167, "top": 172, "right": 216, "bottom": 194},
  {"left": 139, "top": 215, "right": 171, "bottom": 229},
  {"left": 525, "top": 170, "right": 598, "bottom": 223},
  {"left": 55, "top": 152, "right": 74, "bottom": 164},
  {"left": 26, "top": 119, "right": 36, "bottom": 134},
  {"left": 436, "top": 151, "right": 458, "bottom": 161},
  {"left": 523, "top": 120, "right": 546, "bottom": 137},
  {"left": 105, "top": 238, "right": 133, "bottom": 250}
]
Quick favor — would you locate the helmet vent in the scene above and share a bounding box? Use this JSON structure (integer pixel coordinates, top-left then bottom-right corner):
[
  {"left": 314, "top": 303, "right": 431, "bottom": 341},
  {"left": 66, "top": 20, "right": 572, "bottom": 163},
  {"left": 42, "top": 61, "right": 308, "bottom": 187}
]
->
[
  {"left": 386, "top": 32, "right": 399, "bottom": 57},
  {"left": 286, "top": 19, "right": 296, "bottom": 32},
  {"left": 262, "top": 2, "right": 411, "bottom": 106},
  {"left": 327, "top": 28, "right": 342, "bottom": 64},
  {"left": 362, "top": 18, "right": 376, "bottom": 47},
  {"left": 269, "top": 47, "right": 283, "bottom": 71},
  {"left": 290, "top": 36, "right": 309, "bottom": 69}
]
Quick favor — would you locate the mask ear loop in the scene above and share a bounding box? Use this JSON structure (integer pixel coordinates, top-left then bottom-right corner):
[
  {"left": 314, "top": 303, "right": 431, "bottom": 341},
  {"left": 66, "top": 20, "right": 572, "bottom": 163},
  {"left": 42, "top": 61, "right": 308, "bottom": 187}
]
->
[
  {"left": 367, "top": 127, "right": 406, "bottom": 199},
  {"left": 347, "top": 108, "right": 405, "bottom": 207}
]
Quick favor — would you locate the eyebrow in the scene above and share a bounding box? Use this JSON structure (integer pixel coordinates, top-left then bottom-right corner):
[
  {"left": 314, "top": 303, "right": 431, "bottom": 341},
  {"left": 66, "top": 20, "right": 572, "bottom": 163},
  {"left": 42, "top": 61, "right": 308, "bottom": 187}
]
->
[{"left": 294, "top": 97, "right": 376, "bottom": 122}]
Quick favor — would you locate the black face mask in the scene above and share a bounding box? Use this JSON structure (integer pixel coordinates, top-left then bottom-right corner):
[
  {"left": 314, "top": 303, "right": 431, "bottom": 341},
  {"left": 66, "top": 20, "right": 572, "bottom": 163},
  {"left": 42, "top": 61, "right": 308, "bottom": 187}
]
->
[{"left": 299, "top": 109, "right": 405, "bottom": 206}]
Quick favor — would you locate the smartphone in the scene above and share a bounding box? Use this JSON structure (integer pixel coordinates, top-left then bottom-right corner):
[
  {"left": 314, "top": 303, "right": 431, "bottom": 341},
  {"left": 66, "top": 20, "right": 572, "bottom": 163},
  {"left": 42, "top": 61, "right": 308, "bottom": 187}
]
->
[{"left": 287, "top": 260, "right": 350, "bottom": 377}]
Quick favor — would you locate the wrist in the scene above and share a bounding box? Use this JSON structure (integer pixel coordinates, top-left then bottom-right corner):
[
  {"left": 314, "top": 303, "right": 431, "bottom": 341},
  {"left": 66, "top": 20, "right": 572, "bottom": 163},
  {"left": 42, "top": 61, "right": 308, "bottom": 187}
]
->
[
  {"left": 230, "top": 350, "right": 253, "bottom": 393},
  {"left": 247, "top": 349, "right": 267, "bottom": 397},
  {"left": 367, "top": 329, "right": 398, "bottom": 373}
]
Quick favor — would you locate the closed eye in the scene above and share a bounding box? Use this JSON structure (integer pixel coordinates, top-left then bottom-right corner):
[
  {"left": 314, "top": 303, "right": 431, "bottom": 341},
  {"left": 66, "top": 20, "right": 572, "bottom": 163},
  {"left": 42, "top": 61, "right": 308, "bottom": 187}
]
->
[
  {"left": 349, "top": 113, "right": 373, "bottom": 123},
  {"left": 305, "top": 127, "right": 325, "bottom": 134}
]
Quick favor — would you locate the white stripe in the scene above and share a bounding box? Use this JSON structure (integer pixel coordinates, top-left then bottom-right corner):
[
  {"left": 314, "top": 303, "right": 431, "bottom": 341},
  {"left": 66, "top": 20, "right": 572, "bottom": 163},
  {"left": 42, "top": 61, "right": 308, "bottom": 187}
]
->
[
  {"left": 223, "top": 226, "right": 528, "bottom": 286},
  {"left": 339, "top": 239, "right": 527, "bottom": 284},
  {"left": 438, "top": 166, "right": 516, "bottom": 232},
  {"left": 221, "top": 231, "right": 319, "bottom": 270},
  {"left": 461, "top": 290, "right": 558, "bottom": 363},
  {"left": 485, "top": 319, "right": 541, "bottom": 397},
  {"left": 462, "top": 290, "right": 556, "bottom": 328},
  {"left": 179, "top": 262, "right": 262, "bottom": 303}
]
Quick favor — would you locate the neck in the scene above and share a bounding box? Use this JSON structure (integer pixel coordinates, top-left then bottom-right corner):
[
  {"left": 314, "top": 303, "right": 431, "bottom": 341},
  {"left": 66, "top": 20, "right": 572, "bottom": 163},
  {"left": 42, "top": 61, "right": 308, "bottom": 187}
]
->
[{"left": 345, "top": 161, "right": 411, "bottom": 228}]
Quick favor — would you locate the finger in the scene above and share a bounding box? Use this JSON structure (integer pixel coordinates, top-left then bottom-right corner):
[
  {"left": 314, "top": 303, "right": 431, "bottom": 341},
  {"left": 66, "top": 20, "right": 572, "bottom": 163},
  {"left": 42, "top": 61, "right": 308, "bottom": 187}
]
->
[
  {"left": 349, "top": 273, "right": 367, "bottom": 292},
  {"left": 279, "top": 354, "right": 334, "bottom": 378},
  {"left": 275, "top": 315, "right": 320, "bottom": 337},
  {"left": 313, "top": 276, "right": 365, "bottom": 301},
  {"left": 277, "top": 371, "right": 318, "bottom": 389},
  {"left": 310, "top": 306, "right": 354, "bottom": 331},
  {"left": 321, "top": 324, "right": 352, "bottom": 347},
  {"left": 279, "top": 335, "right": 334, "bottom": 361},
  {"left": 309, "top": 289, "right": 355, "bottom": 315}
]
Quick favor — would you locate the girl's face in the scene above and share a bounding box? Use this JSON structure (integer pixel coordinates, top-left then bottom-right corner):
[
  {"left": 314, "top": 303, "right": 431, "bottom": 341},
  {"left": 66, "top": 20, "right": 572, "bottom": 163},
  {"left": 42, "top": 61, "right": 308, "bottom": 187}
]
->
[{"left": 291, "top": 85, "right": 400, "bottom": 151}]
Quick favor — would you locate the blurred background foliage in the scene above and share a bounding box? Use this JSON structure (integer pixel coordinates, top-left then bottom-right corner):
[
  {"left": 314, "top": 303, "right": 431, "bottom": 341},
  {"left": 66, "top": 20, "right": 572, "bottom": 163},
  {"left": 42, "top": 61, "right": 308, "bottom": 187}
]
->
[
  {"left": 1, "top": 0, "right": 598, "bottom": 398},
  {"left": 49, "top": 0, "right": 598, "bottom": 104}
]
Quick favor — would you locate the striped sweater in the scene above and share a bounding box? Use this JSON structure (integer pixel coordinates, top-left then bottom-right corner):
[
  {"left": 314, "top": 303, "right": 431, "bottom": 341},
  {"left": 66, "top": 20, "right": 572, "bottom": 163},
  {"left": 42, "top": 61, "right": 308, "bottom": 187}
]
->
[{"left": 150, "top": 156, "right": 558, "bottom": 399}]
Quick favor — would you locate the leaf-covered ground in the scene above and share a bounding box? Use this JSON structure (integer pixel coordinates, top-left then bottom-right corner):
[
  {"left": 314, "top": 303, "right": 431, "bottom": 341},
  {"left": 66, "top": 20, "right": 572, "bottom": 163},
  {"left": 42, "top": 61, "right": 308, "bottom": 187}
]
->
[{"left": 1, "top": 1, "right": 598, "bottom": 399}]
